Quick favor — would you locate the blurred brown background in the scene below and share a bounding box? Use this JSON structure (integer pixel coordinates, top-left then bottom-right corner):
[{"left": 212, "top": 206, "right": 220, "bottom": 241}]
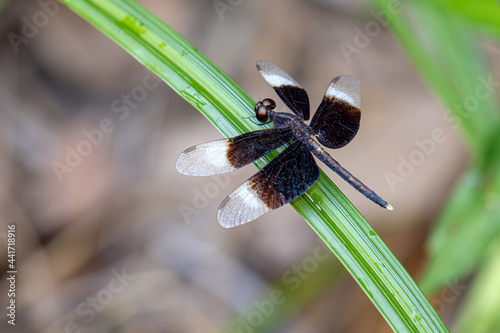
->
[{"left": 0, "top": 0, "right": 471, "bottom": 332}]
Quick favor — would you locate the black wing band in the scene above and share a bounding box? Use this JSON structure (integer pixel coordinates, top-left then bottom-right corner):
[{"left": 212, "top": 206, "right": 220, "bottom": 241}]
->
[
  {"left": 227, "top": 127, "right": 294, "bottom": 168},
  {"left": 218, "top": 141, "right": 319, "bottom": 227},
  {"left": 256, "top": 61, "right": 310, "bottom": 120},
  {"left": 176, "top": 128, "right": 293, "bottom": 176},
  {"left": 310, "top": 75, "right": 361, "bottom": 149}
]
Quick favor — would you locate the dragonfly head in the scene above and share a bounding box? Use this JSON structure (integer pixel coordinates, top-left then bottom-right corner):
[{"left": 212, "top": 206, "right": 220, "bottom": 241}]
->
[{"left": 254, "top": 98, "right": 276, "bottom": 123}]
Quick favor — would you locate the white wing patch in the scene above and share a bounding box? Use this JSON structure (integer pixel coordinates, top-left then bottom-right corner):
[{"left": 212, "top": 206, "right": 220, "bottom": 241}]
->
[
  {"left": 176, "top": 140, "right": 237, "bottom": 176},
  {"left": 218, "top": 182, "right": 270, "bottom": 228},
  {"left": 257, "top": 61, "right": 304, "bottom": 88},
  {"left": 325, "top": 75, "right": 361, "bottom": 108},
  {"left": 326, "top": 86, "right": 355, "bottom": 105},
  {"left": 260, "top": 72, "right": 296, "bottom": 88}
]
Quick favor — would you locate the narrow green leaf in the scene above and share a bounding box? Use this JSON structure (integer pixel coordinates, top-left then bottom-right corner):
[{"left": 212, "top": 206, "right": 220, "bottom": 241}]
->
[
  {"left": 372, "top": 0, "right": 499, "bottom": 156},
  {"left": 433, "top": 0, "right": 500, "bottom": 40},
  {"left": 60, "top": 1, "right": 448, "bottom": 331},
  {"left": 373, "top": 0, "right": 500, "bottom": 294},
  {"left": 420, "top": 169, "right": 500, "bottom": 293},
  {"left": 454, "top": 239, "right": 500, "bottom": 333}
]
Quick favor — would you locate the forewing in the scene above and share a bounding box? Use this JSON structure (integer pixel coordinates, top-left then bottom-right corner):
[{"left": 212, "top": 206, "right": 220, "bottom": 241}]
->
[
  {"left": 310, "top": 75, "right": 361, "bottom": 149},
  {"left": 256, "top": 61, "right": 310, "bottom": 120},
  {"left": 218, "top": 141, "right": 319, "bottom": 228},
  {"left": 176, "top": 128, "right": 293, "bottom": 176}
]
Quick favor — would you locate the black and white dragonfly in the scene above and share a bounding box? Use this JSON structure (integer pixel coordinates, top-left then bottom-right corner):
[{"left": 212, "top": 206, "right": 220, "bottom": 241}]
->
[{"left": 176, "top": 61, "right": 392, "bottom": 228}]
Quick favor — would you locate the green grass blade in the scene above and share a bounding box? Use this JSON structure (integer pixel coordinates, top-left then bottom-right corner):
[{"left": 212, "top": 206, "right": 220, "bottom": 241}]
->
[
  {"left": 373, "top": 0, "right": 500, "bottom": 294},
  {"left": 454, "top": 239, "right": 500, "bottom": 333},
  {"left": 60, "top": 0, "right": 448, "bottom": 331},
  {"left": 420, "top": 168, "right": 500, "bottom": 293},
  {"left": 372, "top": 0, "right": 499, "bottom": 156},
  {"left": 434, "top": 0, "right": 500, "bottom": 39}
]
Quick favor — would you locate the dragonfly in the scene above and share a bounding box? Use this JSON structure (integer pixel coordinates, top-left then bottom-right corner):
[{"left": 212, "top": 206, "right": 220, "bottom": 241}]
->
[{"left": 176, "top": 61, "right": 392, "bottom": 228}]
